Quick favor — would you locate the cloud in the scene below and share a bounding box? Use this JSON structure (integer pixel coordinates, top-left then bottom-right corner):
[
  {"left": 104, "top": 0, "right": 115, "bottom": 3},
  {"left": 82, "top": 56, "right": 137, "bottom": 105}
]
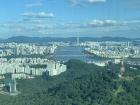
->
[
  {"left": 87, "top": 0, "right": 106, "bottom": 3},
  {"left": 122, "top": 0, "right": 140, "bottom": 10},
  {"left": 22, "top": 12, "right": 54, "bottom": 18},
  {"left": 88, "top": 19, "right": 118, "bottom": 27},
  {"left": 68, "top": 0, "right": 106, "bottom": 6},
  {"left": 69, "top": 0, "right": 79, "bottom": 6},
  {"left": 123, "top": 20, "right": 140, "bottom": 24},
  {"left": 0, "top": 19, "right": 140, "bottom": 38},
  {"left": 25, "top": 2, "right": 43, "bottom": 8}
]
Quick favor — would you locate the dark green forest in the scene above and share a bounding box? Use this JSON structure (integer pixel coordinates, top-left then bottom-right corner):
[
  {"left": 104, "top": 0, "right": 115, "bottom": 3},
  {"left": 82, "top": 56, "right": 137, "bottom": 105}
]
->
[{"left": 0, "top": 59, "right": 140, "bottom": 105}]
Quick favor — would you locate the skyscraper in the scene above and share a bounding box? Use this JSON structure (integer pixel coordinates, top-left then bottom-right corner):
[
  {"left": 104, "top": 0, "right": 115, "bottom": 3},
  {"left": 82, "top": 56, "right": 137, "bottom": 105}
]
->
[
  {"left": 77, "top": 36, "right": 79, "bottom": 46},
  {"left": 119, "top": 60, "right": 125, "bottom": 78}
]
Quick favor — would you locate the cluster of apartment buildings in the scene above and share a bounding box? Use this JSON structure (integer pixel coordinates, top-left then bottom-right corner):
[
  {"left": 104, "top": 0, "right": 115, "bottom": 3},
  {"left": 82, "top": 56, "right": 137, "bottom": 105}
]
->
[
  {"left": 0, "top": 42, "right": 67, "bottom": 95},
  {"left": 83, "top": 41, "right": 140, "bottom": 59},
  {"left": 0, "top": 43, "right": 57, "bottom": 57},
  {"left": 0, "top": 57, "right": 67, "bottom": 79}
]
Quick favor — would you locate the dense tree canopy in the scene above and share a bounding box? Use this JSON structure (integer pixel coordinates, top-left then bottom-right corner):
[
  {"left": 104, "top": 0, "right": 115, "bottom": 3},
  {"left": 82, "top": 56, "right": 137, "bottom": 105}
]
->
[{"left": 0, "top": 59, "right": 140, "bottom": 105}]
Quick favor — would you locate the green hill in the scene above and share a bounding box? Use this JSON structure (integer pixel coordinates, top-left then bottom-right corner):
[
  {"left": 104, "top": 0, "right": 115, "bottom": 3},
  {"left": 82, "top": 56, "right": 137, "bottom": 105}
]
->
[{"left": 0, "top": 59, "right": 140, "bottom": 105}]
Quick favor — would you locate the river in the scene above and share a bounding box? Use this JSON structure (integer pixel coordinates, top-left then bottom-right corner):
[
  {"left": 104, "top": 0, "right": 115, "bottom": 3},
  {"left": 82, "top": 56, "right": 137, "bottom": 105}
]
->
[{"left": 53, "top": 46, "right": 108, "bottom": 62}]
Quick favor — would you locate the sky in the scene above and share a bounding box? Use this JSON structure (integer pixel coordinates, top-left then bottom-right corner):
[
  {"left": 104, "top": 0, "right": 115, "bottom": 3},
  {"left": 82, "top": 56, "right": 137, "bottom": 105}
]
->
[{"left": 0, "top": 0, "right": 140, "bottom": 38}]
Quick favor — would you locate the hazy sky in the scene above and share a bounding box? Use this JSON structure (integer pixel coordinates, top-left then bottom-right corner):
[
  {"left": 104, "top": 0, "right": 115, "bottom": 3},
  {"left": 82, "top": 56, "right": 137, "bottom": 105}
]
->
[{"left": 0, "top": 0, "right": 140, "bottom": 38}]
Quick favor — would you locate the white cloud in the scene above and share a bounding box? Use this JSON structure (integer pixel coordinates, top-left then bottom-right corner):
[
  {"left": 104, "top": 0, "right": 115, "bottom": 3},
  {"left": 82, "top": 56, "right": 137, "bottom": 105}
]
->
[
  {"left": 25, "top": 2, "right": 43, "bottom": 8},
  {"left": 0, "top": 19, "right": 140, "bottom": 38},
  {"left": 22, "top": 12, "right": 54, "bottom": 18},
  {"left": 88, "top": 0, "right": 106, "bottom": 3},
  {"left": 88, "top": 19, "right": 118, "bottom": 27},
  {"left": 68, "top": 0, "right": 106, "bottom": 6},
  {"left": 69, "top": 0, "right": 79, "bottom": 6}
]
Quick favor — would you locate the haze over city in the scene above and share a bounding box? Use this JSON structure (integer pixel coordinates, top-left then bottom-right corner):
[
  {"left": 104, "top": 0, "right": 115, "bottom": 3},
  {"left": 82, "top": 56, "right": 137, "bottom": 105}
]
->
[{"left": 0, "top": 0, "right": 140, "bottom": 38}]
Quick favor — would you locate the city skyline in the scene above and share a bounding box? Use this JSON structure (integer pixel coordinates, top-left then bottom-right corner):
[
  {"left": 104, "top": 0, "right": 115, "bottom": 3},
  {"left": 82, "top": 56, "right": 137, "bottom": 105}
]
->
[{"left": 0, "top": 0, "right": 140, "bottom": 38}]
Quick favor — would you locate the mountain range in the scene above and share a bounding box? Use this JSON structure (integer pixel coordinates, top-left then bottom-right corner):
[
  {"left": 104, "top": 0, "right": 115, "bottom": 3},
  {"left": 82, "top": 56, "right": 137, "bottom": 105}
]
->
[{"left": 0, "top": 36, "right": 139, "bottom": 43}]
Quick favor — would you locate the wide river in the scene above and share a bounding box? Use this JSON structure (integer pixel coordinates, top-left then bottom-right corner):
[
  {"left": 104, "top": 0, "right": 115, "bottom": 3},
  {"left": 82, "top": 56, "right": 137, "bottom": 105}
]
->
[{"left": 53, "top": 46, "right": 107, "bottom": 62}]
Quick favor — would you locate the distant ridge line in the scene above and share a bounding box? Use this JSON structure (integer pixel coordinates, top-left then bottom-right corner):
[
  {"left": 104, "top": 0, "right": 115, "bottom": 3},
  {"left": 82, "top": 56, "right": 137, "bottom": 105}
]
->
[{"left": 0, "top": 36, "right": 139, "bottom": 43}]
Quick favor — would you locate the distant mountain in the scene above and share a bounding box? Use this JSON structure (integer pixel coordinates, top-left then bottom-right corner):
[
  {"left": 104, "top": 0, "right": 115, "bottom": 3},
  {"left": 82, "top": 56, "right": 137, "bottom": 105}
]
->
[
  {"left": 79, "top": 37, "right": 134, "bottom": 42},
  {"left": 0, "top": 36, "right": 139, "bottom": 43},
  {"left": 3, "top": 36, "right": 77, "bottom": 43}
]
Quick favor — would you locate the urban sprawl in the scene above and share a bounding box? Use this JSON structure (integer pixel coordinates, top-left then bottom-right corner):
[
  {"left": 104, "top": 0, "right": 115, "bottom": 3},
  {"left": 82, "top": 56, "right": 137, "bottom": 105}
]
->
[{"left": 0, "top": 40, "right": 139, "bottom": 95}]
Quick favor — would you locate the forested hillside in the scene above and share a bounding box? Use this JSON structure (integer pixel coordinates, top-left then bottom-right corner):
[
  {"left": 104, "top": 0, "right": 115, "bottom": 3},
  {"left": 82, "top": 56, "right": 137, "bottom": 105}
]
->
[{"left": 0, "top": 60, "right": 140, "bottom": 105}]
